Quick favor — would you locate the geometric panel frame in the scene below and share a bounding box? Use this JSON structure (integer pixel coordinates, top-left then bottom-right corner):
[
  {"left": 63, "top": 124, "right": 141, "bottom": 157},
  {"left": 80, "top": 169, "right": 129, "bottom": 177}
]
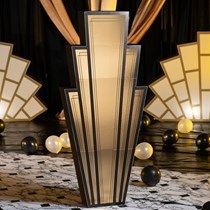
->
[
  {"left": 61, "top": 11, "right": 147, "bottom": 207},
  {"left": 0, "top": 42, "right": 47, "bottom": 121},
  {"left": 145, "top": 31, "right": 210, "bottom": 121}
]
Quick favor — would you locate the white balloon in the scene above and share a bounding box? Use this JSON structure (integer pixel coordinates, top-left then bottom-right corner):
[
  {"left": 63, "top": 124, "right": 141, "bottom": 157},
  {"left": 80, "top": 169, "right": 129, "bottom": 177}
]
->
[
  {"left": 60, "top": 132, "right": 71, "bottom": 148},
  {"left": 134, "top": 142, "right": 153, "bottom": 160},
  {"left": 45, "top": 135, "right": 62, "bottom": 154},
  {"left": 177, "top": 119, "right": 193, "bottom": 133}
]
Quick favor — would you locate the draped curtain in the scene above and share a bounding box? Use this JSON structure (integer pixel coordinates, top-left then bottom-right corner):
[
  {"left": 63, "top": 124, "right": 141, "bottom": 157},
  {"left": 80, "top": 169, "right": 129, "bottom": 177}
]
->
[{"left": 39, "top": 0, "right": 165, "bottom": 45}]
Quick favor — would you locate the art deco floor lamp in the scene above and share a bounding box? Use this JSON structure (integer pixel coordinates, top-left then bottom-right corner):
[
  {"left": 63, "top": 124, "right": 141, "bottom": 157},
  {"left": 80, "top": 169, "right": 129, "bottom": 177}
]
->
[{"left": 61, "top": 12, "right": 147, "bottom": 207}]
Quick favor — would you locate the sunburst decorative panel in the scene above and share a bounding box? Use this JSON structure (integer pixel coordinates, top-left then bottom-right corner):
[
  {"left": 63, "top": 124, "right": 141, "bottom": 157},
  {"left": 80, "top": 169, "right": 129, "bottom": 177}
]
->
[
  {"left": 0, "top": 42, "right": 47, "bottom": 121},
  {"left": 145, "top": 32, "right": 210, "bottom": 121}
]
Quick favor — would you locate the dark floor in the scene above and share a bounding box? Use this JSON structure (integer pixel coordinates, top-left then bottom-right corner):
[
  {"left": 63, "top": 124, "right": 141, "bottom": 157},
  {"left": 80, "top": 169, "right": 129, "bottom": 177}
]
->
[{"left": 0, "top": 118, "right": 209, "bottom": 173}]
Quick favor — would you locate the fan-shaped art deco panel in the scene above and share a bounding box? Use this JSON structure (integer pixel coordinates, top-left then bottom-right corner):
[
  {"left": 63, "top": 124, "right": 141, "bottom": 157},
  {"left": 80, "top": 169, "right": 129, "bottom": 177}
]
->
[
  {"left": 61, "top": 12, "right": 147, "bottom": 207},
  {"left": 0, "top": 42, "right": 47, "bottom": 121},
  {"left": 145, "top": 32, "right": 210, "bottom": 121}
]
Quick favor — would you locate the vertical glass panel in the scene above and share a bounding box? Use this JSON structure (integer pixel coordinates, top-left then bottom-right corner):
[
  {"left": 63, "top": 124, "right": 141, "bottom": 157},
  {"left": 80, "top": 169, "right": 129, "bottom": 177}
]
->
[
  {"left": 1, "top": 80, "right": 18, "bottom": 101},
  {"left": 101, "top": 0, "right": 117, "bottom": 11},
  {"left": 201, "top": 91, "right": 210, "bottom": 119},
  {"left": 0, "top": 100, "right": 9, "bottom": 119},
  {"left": 122, "top": 88, "right": 146, "bottom": 201},
  {"left": 178, "top": 43, "right": 198, "bottom": 71},
  {"left": 161, "top": 57, "right": 184, "bottom": 83},
  {"left": 200, "top": 56, "right": 210, "bottom": 89},
  {"left": 115, "top": 46, "right": 139, "bottom": 201},
  {"left": 15, "top": 110, "right": 29, "bottom": 120},
  {"left": 74, "top": 48, "right": 97, "bottom": 204},
  {"left": 161, "top": 111, "right": 175, "bottom": 120},
  {"left": 23, "top": 97, "right": 46, "bottom": 119},
  {"left": 0, "top": 72, "right": 4, "bottom": 94},
  {"left": 186, "top": 71, "right": 200, "bottom": 106},
  {"left": 150, "top": 76, "right": 174, "bottom": 101},
  {"left": 180, "top": 100, "right": 193, "bottom": 119},
  {"left": 6, "top": 56, "right": 29, "bottom": 82},
  {"left": 145, "top": 97, "right": 168, "bottom": 119},
  {"left": 165, "top": 97, "right": 183, "bottom": 118},
  {"left": 198, "top": 33, "right": 210, "bottom": 54},
  {"left": 172, "top": 81, "right": 189, "bottom": 102},
  {"left": 0, "top": 43, "right": 12, "bottom": 71},
  {"left": 192, "top": 106, "right": 201, "bottom": 120},
  {"left": 7, "top": 96, "right": 25, "bottom": 118},
  {"left": 68, "top": 92, "right": 92, "bottom": 203},
  {"left": 86, "top": 13, "right": 127, "bottom": 203},
  {"left": 17, "top": 76, "right": 39, "bottom": 100}
]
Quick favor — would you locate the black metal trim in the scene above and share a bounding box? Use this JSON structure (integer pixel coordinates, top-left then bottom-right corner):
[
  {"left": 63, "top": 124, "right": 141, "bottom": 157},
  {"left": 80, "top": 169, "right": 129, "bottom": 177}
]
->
[
  {"left": 71, "top": 46, "right": 95, "bottom": 204},
  {"left": 118, "top": 45, "right": 141, "bottom": 201},
  {"left": 60, "top": 88, "right": 90, "bottom": 206},
  {"left": 122, "top": 86, "right": 148, "bottom": 203}
]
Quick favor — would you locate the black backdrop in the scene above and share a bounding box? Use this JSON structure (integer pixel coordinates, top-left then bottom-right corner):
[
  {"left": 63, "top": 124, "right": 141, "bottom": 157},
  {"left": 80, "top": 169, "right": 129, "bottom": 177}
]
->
[{"left": 1, "top": 0, "right": 210, "bottom": 117}]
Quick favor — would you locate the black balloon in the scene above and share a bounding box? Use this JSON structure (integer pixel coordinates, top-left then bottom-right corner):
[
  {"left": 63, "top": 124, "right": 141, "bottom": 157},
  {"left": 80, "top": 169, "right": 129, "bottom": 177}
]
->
[
  {"left": 202, "top": 201, "right": 210, "bottom": 210},
  {"left": 21, "top": 136, "right": 39, "bottom": 155},
  {"left": 141, "top": 165, "right": 161, "bottom": 186},
  {"left": 196, "top": 133, "right": 210, "bottom": 150},
  {"left": 0, "top": 119, "right": 5, "bottom": 133},
  {"left": 142, "top": 114, "right": 151, "bottom": 127},
  {"left": 162, "top": 129, "right": 179, "bottom": 146}
]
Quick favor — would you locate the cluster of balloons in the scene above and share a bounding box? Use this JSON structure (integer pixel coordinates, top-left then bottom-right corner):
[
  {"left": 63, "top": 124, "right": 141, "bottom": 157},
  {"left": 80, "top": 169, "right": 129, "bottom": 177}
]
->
[
  {"left": 162, "top": 119, "right": 193, "bottom": 147},
  {"left": 21, "top": 132, "right": 71, "bottom": 155},
  {"left": 45, "top": 132, "right": 71, "bottom": 154},
  {"left": 134, "top": 142, "right": 161, "bottom": 186}
]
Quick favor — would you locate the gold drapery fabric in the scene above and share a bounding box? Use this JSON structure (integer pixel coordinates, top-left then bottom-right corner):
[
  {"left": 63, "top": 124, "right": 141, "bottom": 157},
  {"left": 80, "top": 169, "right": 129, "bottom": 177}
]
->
[
  {"left": 39, "top": 0, "right": 80, "bottom": 44},
  {"left": 128, "top": 0, "right": 166, "bottom": 44},
  {"left": 39, "top": 0, "right": 165, "bottom": 45}
]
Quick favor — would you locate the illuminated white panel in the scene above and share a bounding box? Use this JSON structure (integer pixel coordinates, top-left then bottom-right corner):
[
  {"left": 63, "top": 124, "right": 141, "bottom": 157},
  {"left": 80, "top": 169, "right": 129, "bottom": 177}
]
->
[
  {"left": 0, "top": 43, "right": 12, "bottom": 70},
  {"left": 165, "top": 97, "right": 183, "bottom": 118},
  {"left": 17, "top": 76, "right": 39, "bottom": 100},
  {"left": 192, "top": 106, "right": 201, "bottom": 120},
  {"left": 161, "top": 111, "right": 175, "bottom": 120},
  {"left": 6, "top": 56, "right": 28, "bottom": 82},
  {"left": 200, "top": 56, "right": 210, "bottom": 89},
  {"left": 162, "top": 57, "right": 184, "bottom": 83},
  {"left": 201, "top": 91, "right": 210, "bottom": 119},
  {"left": 151, "top": 77, "right": 173, "bottom": 101},
  {"left": 146, "top": 97, "right": 167, "bottom": 118},
  {"left": 0, "top": 100, "right": 9, "bottom": 119},
  {"left": 1, "top": 80, "right": 18, "bottom": 101},
  {"left": 180, "top": 100, "right": 193, "bottom": 119},
  {"left": 23, "top": 97, "right": 45, "bottom": 118},
  {"left": 186, "top": 71, "right": 200, "bottom": 106},
  {"left": 173, "top": 81, "right": 188, "bottom": 102},
  {"left": 179, "top": 43, "right": 198, "bottom": 71},
  {"left": 15, "top": 111, "right": 29, "bottom": 120},
  {"left": 7, "top": 96, "right": 25, "bottom": 118},
  {"left": 0, "top": 72, "right": 4, "bottom": 93},
  {"left": 199, "top": 33, "right": 210, "bottom": 54}
]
